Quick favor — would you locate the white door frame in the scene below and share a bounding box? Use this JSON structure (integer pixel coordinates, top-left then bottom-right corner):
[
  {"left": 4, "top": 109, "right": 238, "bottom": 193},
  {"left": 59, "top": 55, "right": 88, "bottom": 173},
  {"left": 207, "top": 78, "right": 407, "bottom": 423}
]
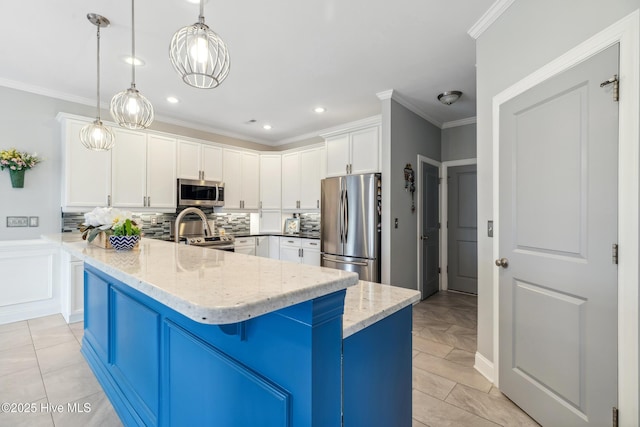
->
[
  {"left": 441, "top": 158, "right": 477, "bottom": 292},
  {"left": 416, "top": 155, "right": 441, "bottom": 298},
  {"left": 491, "top": 10, "right": 639, "bottom": 425}
]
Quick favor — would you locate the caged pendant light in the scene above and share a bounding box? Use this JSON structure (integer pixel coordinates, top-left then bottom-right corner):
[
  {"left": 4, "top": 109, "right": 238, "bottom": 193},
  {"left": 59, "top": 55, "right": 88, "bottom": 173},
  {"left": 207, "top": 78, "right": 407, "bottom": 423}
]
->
[
  {"left": 110, "top": 0, "right": 154, "bottom": 129},
  {"left": 80, "top": 14, "right": 115, "bottom": 151},
  {"left": 169, "top": 0, "right": 230, "bottom": 89}
]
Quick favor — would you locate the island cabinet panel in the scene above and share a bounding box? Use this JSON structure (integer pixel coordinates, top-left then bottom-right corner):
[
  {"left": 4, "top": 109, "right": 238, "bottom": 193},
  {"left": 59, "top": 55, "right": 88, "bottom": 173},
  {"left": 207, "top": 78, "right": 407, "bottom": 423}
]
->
[
  {"left": 81, "top": 264, "right": 345, "bottom": 427},
  {"left": 83, "top": 269, "right": 110, "bottom": 364},
  {"left": 342, "top": 306, "right": 413, "bottom": 427},
  {"left": 166, "top": 322, "right": 290, "bottom": 426},
  {"left": 111, "top": 289, "right": 160, "bottom": 426}
]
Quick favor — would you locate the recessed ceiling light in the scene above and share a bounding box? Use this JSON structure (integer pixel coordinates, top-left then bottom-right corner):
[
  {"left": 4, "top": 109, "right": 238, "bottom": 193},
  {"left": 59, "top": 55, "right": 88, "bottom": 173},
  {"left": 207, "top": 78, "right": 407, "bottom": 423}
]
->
[
  {"left": 185, "top": 0, "right": 208, "bottom": 3},
  {"left": 123, "top": 56, "right": 145, "bottom": 66},
  {"left": 263, "top": 124, "right": 272, "bottom": 130},
  {"left": 314, "top": 107, "right": 326, "bottom": 113},
  {"left": 166, "top": 96, "right": 179, "bottom": 104}
]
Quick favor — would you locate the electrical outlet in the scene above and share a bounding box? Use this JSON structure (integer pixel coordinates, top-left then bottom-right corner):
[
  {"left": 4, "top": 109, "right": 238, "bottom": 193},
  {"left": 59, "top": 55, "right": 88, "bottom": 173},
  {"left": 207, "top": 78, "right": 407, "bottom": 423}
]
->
[
  {"left": 7, "top": 216, "right": 28, "bottom": 227},
  {"left": 151, "top": 216, "right": 157, "bottom": 226}
]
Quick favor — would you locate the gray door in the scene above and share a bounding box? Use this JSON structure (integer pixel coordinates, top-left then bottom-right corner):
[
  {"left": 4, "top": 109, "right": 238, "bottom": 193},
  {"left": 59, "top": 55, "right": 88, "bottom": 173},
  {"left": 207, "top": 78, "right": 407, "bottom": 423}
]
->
[
  {"left": 421, "top": 162, "right": 439, "bottom": 298},
  {"left": 498, "top": 44, "right": 619, "bottom": 426},
  {"left": 447, "top": 164, "right": 478, "bottom": 294}
]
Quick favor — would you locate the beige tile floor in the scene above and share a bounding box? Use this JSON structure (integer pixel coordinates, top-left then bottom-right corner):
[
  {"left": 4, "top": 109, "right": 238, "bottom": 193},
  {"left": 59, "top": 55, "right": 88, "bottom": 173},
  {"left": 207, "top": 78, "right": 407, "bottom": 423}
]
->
[{"left": 0, "top": 291, "right": 538, "bottom": 427}]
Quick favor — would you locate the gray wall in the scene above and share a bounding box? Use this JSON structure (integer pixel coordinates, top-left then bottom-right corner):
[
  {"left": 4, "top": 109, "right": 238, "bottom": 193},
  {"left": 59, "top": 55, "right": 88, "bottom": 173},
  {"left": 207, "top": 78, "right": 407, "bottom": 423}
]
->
[
  {"left": 441, "top": 123, "right": 476, "bottom": 161},
  {"left": 475, "top": 0, "right": 638, "bottom": 363},
  {"left": 387, "top": 99, "right": 441, "bottom": 289},
  {"left": 0, "top": 86, "right": 271, "bottom": 241}
]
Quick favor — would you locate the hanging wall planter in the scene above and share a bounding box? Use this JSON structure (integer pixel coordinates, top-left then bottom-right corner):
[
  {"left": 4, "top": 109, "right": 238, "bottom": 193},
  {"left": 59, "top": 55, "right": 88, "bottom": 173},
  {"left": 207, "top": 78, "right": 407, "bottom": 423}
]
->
[
  {"left": 1, "top": 148, "right": 41, "bottom": 189},
  {"left": 9, "top": 169, "right": 25, "bottom": 188}
]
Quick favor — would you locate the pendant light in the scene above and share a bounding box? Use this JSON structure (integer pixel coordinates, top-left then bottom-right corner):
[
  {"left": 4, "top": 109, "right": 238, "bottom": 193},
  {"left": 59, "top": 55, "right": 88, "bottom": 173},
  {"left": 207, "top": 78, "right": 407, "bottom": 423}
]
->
[
  {"left": 80, "top": 14, "right": 115, "bottom": 151},
  {"left": 169, "top": 0, "right": 230, "bottom": 89},
  {"left": 110, "top": 0, "right": 154, "bottom": 129}
]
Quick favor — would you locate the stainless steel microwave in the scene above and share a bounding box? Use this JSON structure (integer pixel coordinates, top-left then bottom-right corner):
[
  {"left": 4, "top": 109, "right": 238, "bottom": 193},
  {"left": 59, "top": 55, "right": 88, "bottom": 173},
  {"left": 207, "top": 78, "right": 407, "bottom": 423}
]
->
[{"left": 177, "top": 179, "right": 224, "bottom": 207}]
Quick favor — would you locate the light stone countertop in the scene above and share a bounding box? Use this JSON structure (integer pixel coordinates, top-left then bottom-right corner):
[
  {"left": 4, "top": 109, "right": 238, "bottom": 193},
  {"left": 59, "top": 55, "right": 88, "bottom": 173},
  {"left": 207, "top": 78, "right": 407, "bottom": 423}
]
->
[
  {"left": 342, "top": 281, "right": 421, "bottom": 338},
  {"left": 58, "top": 237, "right": 359, "bottom": 325}
]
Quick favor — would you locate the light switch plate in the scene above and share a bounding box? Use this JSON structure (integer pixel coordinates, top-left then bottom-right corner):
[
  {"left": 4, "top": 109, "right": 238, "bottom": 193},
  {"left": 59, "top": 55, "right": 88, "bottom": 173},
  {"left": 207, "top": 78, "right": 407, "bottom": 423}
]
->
[
  {"left": 7, "top": 216, "right": 28, "bottom": 227},
  {"left": 29, "top": 216, "right": 39, "bottom": 227},
  {"left": 488, "top": 220, "right": 494, "bottom": 238}
]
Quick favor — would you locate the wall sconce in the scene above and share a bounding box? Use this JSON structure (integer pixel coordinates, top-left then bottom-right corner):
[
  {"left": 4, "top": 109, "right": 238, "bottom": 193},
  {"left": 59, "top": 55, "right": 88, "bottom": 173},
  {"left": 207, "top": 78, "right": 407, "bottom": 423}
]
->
[{"left": 404, "top": 163, "right": 415, "bottom": 212}]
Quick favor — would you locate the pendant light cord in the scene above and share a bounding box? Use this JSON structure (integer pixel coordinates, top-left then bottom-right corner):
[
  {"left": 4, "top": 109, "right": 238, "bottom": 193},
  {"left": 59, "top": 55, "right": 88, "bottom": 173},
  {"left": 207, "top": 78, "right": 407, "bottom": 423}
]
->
[
  {"left": 199, "top": 0, "right": 205, "bottom": 24},
  {"left": 96, "top": 25, "right": 102, "bottom": 121},
  {"left": 131, "top": 0, "right": 136, "bottom": 87}
]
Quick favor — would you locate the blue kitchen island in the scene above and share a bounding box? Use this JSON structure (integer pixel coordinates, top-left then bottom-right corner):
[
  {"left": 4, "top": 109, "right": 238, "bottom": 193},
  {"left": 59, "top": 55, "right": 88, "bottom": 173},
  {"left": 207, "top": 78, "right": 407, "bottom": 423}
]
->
[{"left": 62, "top": 238, "right": 419, "bottom": 427}]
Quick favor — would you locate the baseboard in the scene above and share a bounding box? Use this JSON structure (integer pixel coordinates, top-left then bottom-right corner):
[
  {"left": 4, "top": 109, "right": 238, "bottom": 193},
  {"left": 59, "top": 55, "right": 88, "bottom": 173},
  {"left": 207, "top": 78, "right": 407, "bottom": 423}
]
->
[
  {"left": 0, "top": 304, "right": 61, "bottom": 325},
  {"left": 474, "top": 351, "right": 494, "bottom": 383}
]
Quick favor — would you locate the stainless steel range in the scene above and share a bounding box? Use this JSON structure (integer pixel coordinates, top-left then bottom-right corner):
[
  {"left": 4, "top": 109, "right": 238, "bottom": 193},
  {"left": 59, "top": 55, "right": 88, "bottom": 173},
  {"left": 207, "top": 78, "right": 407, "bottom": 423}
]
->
[{"left": 185, "top": 235, "right": 235, "bottom": 252}]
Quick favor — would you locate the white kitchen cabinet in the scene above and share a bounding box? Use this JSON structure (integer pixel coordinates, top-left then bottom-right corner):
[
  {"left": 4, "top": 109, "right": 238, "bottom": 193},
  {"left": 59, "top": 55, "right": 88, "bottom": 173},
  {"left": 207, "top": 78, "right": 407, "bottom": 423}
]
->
[
  {"left": 234, "top": 236, "right": 256, "bottom": 256},
  {"left": 279, "top": 237, "right": 320, "bottom": 265},
  {"left": 60, "top": 251, "right": 84, "bottom": 323},
  {"left": 61, "top": 118, "right": 112, "bottom": 210},
  {"left": 255, "top": 236, "right": 269, "bottom": 258},
  {"left": 177, "top": 140, "right": 223, "bottom": 181},
  {"left": 223, "top": 149, "right": 260, "bottom": 210},
  {"left": 60, "top": 115, "right": 175, "bottom": 212},
  {"left": 301, "top": 239, "right": 321, "bottom": 266},
  {"left": 259, "top": 211, "right": 282, "bottom": 233},
  {"left": 111, "top": 130, "right": 176, "bottom": 210},
  {"left": 325, "top": 125, "right": 380, "bottom": 177},
  {"left": 268, "top": 236, "right": 280, "bottom": 259},
  {"left": 260, "top": 154, "right": 281, "bottom": 209},
  {"left": 281, "top": 148, "right": 322, "bottom": 211}
]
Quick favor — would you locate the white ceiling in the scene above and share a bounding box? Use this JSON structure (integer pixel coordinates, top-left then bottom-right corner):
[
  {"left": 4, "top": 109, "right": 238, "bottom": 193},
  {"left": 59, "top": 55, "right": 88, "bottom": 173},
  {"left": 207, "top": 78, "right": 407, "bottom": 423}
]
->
[{"left": 0, "top": 0, "right": 493, "bottom": 145}]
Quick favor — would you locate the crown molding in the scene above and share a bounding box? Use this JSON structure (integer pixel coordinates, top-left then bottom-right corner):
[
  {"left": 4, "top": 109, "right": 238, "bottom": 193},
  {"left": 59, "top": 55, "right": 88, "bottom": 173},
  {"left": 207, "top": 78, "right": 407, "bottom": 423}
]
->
[
  {"left": 318, "top": 115, "right": 382, "bottom": 139},
  {"left": 467, "top": 0, "right": 515, "bottom": 40},
  {"left": 442, "top": 116, "right": 477, "bottom": 129},
  {"left": 376, "top": 89, "right": 443, "bottom": 128}
]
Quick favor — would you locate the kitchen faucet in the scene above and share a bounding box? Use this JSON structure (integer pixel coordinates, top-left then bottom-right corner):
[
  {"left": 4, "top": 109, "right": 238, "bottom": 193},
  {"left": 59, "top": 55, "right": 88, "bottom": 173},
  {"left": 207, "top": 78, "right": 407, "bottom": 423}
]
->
[{"left": 174, "top": 207, "right": 213, "bottom": 243}]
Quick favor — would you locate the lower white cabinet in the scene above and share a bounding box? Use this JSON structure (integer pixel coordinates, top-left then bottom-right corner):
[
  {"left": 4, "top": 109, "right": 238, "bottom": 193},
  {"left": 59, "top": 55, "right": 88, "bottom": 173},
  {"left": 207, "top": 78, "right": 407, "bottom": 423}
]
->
[
  {"left": 268, "top": 236, "right": 280, "bottom": 259},
  {"left": 234, "top": 237, "right": 256, "bottom": 256},
  {"left": 61, "top": 251, "right": 84, "bottom": 323},
  {"left": 279, "top": 237, "right": 320, "bottom": 266},
  {"left": 255, "top": 236, "right": 269, "bottom": 258}
]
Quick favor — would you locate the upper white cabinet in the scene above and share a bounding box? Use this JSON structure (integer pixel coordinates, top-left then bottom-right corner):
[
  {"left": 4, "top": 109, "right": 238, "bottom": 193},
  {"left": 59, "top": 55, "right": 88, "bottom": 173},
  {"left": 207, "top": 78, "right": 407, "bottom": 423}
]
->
[
  {"left": 282, "top": 148, "right": 322, "bottom": 211},
  {"left": 223, "top": 149, "right": 259, "bottom": 210},
  {"left": 259, "top": 154, "right": 281, "bottom": 209},
  {"left": 60, "top": 116, "right": 175, "bottom": 212},
  {"left": 325, "top": 125, "right": 380, "bottom": 177},
  {"left": 111, "top": 131, "right": 177, "bottom": 210},
  {"left": 177, "top": 140, "right": 223, "bottom": 181},
  {"left": 61, "top": 118, "right": 112, "bottom": 209}
]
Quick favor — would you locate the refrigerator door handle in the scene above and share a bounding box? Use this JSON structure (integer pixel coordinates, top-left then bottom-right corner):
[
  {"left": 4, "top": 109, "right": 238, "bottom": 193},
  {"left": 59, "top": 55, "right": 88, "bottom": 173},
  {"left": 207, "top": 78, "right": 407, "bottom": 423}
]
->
[
  {"left": 344, "top": 189, "right": 349, "bottom": 241},
  {"left": 339, "top": 189, "right": 344, "bottom": 243},
  {"left": 322, "top": 256, "right": 369, "bottom": 267}
]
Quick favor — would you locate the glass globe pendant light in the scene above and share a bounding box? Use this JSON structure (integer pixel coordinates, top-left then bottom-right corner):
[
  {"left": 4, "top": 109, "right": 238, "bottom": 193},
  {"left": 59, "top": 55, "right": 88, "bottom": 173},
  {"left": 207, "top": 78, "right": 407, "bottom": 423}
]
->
[
  {"left": 110, "top": 0, "right": 154, "bottom": 129},
  {"left": 169, "top": 0, "right": 230, "bottom": 89},
  {"left": 80, "top": 14, "right": 115, "bottom": 151}
]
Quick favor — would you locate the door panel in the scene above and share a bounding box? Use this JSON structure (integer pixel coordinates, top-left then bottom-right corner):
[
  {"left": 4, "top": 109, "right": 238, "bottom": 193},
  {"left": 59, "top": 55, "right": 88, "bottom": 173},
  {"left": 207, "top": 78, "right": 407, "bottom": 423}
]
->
[
  {"left": 421, "top": 162, "right": 439, "bottom": 298},
  {"left": 321, "top": 177, "right": 343, "bottom": 256},
  {"left": 448, "top": 165, "right": 477, "bottom": 294},
  {"left": 343, "top": 174, "right": 377, "bottom": 259},
  {"left": 498, "top": 44, "right": 618, "bottom": 426}
]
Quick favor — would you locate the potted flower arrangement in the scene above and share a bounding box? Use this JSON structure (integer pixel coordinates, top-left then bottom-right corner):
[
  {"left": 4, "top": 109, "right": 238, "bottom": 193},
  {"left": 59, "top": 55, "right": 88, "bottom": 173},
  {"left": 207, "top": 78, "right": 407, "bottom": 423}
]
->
[
  {"left": 0, "top": 148, "right": 42, "bottom": 188},
  {"left": 80, "top": 207, "right": 141, "bottom": 250}
]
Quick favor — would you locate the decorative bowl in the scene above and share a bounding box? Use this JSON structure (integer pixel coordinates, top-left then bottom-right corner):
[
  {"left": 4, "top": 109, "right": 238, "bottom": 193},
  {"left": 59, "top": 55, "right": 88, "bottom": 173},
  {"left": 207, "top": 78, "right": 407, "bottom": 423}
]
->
[{"left": 108, "top": 235, "right": 140, "bottom": 251}]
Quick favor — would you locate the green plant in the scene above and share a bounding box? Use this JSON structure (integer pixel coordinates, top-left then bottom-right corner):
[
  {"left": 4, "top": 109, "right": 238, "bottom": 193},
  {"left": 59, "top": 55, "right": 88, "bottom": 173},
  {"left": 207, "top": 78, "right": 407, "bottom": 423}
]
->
[
  {"left": 112, "top": 218, "right": 141, "bottom": 237},
  {"left": 0, "top": 148, "right": 42, "bottom": 171}
]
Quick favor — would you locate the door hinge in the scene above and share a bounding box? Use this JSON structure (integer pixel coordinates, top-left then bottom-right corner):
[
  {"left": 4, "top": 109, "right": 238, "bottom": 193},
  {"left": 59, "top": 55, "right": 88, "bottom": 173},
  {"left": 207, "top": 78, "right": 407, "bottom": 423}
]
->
[
  {"left": 612, "top": 243, "right": 618, "bottom": 265},
  {"left": 438, "top": 222, "right": 441, "bottom": 229},
  {"left": 438, "top": 177, "right": 442, "bottom": 184},
  {"left": 600, "top": 74, "right": 619, "bottom": 102},
  {"left": 446, "top": 265, "right": 448, "bottom": 273},
  {"left": 438, "top": 267, "right": 441, "bottom": 274},
  {"left": 613, "top": 406, "right": 618, "bottom": 427}
]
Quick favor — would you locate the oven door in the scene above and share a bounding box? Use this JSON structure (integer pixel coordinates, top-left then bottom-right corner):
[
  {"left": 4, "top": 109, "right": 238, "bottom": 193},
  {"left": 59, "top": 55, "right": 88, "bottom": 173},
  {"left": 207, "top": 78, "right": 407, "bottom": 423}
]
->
[{"left": 205, "top": 244, "right": 234, "bottom": 252}]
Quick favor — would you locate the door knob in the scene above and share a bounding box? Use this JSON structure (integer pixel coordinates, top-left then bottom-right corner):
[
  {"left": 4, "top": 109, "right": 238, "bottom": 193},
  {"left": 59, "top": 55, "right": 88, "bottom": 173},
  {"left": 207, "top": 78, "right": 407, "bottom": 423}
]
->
[
  {"left": 420, "top": 235, "right": 429, "bottom": 240},
  {"left": 495, "top": 258, "right": 509, "bottom": 268}
]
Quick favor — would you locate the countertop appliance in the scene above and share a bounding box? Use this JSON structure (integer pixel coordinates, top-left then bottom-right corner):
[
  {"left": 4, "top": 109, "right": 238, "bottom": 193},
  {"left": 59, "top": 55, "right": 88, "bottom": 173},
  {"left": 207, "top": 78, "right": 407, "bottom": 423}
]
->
[
  {"left": 321, "top": 173, "right": 381, "bottom": 282},
  {"left": 177, "top": 178, "right": 224, "bottom": 207},
  {"left": 184, "top": 235, "right": 235, "bottom": 251}
]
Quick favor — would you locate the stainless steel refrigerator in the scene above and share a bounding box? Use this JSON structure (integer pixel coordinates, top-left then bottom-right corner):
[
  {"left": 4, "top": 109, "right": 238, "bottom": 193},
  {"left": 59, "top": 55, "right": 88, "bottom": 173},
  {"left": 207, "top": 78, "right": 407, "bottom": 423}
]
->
[{"left": 321, "top": 173, "right": 381, "bottom": 282}]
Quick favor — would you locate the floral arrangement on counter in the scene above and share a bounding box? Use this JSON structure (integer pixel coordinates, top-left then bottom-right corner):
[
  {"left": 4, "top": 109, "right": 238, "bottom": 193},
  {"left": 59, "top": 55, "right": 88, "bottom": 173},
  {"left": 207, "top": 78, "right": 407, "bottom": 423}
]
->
[
  {"left": 0, "top": 148, "right": 41, "bottom": 171},
  {"left": 80, "top": 207, "right": 141, "bottom": 242}
]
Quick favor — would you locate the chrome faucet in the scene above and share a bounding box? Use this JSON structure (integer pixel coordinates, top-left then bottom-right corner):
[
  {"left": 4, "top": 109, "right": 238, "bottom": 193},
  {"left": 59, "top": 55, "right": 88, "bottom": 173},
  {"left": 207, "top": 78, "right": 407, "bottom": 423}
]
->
[{"left": 174, "top": 207, "right": 213, "bottom": 243}]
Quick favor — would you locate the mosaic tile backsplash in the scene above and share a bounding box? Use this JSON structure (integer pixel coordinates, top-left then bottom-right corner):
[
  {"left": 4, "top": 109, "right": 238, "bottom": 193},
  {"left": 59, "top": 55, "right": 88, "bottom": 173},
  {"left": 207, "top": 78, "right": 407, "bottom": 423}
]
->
[{"left": 63, "top": 210, "right": 320, "bottom": 238}]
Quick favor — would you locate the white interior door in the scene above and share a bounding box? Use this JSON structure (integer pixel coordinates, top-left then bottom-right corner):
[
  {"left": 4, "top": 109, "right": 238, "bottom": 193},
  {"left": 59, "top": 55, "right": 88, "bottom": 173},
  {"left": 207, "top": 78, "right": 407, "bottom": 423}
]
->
[{"left": 498, "top": 44, "right": 619, "bottom": 426}]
